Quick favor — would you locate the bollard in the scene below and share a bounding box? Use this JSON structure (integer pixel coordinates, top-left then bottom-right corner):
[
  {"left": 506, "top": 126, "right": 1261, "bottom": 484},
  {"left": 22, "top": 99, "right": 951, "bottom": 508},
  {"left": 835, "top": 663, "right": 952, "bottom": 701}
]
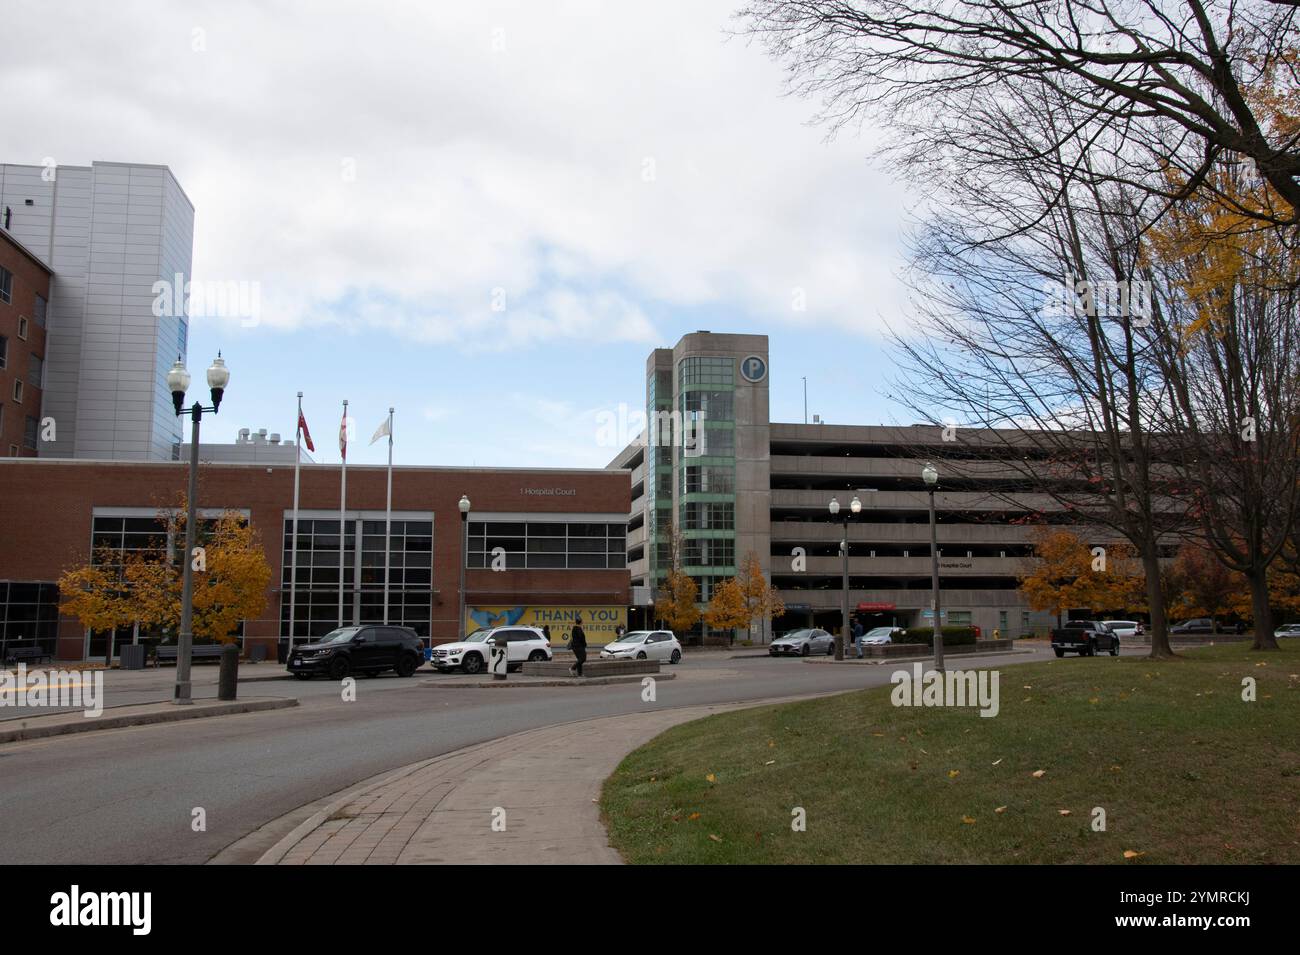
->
[
  {"left": 490, "top": 633, "right": 508, "bottom": 681},
  {"left": 218, "top": 643, "right": 239, "bottom": 700}
]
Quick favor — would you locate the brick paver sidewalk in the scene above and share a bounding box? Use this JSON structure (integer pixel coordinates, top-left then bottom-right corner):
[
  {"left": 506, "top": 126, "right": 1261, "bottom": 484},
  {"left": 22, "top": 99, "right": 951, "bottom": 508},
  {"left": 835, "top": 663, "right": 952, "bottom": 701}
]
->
[{"left": 259, "top": 703, "right": 764, "bottom": 865}]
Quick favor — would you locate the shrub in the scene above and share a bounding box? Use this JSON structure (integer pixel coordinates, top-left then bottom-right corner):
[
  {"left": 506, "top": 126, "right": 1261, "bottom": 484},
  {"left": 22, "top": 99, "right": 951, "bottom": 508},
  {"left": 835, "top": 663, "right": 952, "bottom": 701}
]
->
[{"left": 897, "top": 626, "right": 978, "bottom": 647}]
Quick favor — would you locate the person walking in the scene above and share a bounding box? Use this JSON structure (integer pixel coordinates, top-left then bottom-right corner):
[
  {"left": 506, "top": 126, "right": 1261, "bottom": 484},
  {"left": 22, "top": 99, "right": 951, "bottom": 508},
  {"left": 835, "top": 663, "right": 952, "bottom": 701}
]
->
[
  {"left": 542, "top": 624, "right": 551, "bottom": 643},
  {"left": 852, "top": 618, "right": 865, "bottom": 659},
  {"left": 569, "top": 615, "right": 587, "bottom": 677}
]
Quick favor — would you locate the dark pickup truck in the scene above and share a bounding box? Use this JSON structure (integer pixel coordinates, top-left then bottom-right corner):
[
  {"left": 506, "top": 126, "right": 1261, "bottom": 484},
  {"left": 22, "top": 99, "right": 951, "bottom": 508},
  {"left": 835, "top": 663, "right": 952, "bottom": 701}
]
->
[{"left": 1051, "top": 620, "right": 1120, "bottom": 657}]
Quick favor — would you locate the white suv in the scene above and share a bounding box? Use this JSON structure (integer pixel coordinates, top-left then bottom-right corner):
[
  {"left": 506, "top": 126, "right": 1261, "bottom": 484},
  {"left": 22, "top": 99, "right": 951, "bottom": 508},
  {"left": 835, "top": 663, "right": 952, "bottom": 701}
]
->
[{"left": 431, "top": 626, "right": 553, "bottom": 674}]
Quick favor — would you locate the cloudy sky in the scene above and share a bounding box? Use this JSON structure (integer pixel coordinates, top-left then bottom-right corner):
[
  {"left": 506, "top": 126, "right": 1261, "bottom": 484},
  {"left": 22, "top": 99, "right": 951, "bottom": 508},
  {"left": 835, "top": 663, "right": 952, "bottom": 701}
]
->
[{"left": 5, "top": 0, "right": 916, "bottom": 467}]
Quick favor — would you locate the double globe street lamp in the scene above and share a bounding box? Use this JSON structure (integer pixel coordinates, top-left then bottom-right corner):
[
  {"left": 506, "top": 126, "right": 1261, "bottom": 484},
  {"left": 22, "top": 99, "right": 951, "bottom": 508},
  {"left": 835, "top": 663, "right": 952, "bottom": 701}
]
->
[
  {"left": 166, "top": 353, "right": 230, "bottom": 704},
  {"left": 828, "top": 495, "right": 861, "bottom": 661},
  {"left": 923, "top": 462, "right": 945, "bottom": 671},
  {"left": 458, "top": 494, "right": 471, "bottom": 642}
]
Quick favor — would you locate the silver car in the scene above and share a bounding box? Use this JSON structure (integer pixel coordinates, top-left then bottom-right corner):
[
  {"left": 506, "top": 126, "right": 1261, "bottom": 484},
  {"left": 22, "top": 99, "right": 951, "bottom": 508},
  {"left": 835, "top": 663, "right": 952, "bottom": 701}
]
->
[{"left": 769, "top": 628, "right": 834, "bottom": 657}]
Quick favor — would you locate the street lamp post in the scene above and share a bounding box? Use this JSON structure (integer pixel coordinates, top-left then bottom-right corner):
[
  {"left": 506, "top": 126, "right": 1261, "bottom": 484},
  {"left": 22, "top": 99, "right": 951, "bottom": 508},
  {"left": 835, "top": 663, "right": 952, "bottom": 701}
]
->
[
  {"left": 457, "top": 495, "right": 471, "bottom": 641},
  {"left": 166, "top": 353, "right": 229, "bottom": 705},
  {"left": 923, "top": 462, "right": 944, "bottom": 672},
  {"left": 828, "top": 495, "right": 861, "bottom": 660}
]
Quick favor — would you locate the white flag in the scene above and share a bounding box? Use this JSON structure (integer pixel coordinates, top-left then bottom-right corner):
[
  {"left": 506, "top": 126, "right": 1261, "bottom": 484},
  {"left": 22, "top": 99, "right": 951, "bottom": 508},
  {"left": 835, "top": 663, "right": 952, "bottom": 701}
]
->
[{"left": 370, "top": 416, "right": 391, "bottom": 446}]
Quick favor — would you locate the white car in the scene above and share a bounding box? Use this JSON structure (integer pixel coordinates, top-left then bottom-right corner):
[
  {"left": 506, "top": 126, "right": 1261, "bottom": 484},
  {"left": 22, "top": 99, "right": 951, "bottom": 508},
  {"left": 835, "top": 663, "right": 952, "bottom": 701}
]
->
[
  {"left": 600, "top": 630, "right": 682, "bottom": 664},
  {"left": 430, "top": 626, "right": 552, "bottom": 674},
  {"left": 859, "top": 626, "right": 903, "bottom": 646},
  {"left": 1274, "top": 623, "right": 1300, "bottom": 639},
  {"left": 1101, "top": 620, "right": 1145, "bottom": 639}
]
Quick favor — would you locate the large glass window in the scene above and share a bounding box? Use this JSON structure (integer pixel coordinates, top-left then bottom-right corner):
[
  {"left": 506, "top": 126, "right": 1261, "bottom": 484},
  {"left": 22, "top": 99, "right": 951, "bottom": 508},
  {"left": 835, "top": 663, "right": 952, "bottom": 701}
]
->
[
  {"left": 0, "top": 581, "right": 60, "bottom": 660},
  {"left": 680, "top": 501, "right": 735, "bottom": 530},
  {"left": 282, "top": 517, "right": 432, "bottom": 639},
  {"left": 681, "top": 466, "right": 734, "bottom": 494},
  {"left": 678, "top": 356, "right": 734, "bottom": 388},
  {"left": 465, "top": 520, "right": 626, "bottom": 570}
]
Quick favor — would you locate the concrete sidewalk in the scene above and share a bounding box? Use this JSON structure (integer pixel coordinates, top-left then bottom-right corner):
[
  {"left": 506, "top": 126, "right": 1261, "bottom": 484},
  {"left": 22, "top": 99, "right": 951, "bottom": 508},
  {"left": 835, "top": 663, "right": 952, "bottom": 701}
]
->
[{"left": 258, "top": 702, "right": 768, "bottom": 865}]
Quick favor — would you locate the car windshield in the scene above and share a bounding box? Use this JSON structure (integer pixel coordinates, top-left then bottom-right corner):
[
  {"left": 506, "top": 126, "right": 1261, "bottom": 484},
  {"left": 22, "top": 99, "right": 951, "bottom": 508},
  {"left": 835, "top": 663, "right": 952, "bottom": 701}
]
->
[
  {"left": 462, "top": 630, "right": 493, "bottom": 643},
  {"left": 866, "top": 627, "right": 894, "bottom": 638},
  {"left": 784, "top": 630, "right": 814, "bottom": 640},
  {"left": 618, "top": 632, "right": 650, "bottom": 643},
  {"left": 318, "top": 627, "right": 361, "bottom": 645}
]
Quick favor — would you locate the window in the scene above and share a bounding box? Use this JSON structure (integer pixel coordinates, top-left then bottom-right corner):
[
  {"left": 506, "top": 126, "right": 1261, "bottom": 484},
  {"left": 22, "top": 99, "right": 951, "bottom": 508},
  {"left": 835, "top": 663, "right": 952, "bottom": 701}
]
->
[
  {"left": 17, "top": 317, "right": 28, "bottom": 340},
  {"left": 0, "top": 267, "right": 11, "bottom": 305},
  {"left": 23, "top": 416, "right": 38, "bottom": 450},
  {"left": 12, "top": 380, "right": 22, "bottom": 403},
  {"left": 681, "top": 466, "right": 734, "bottom": 494},
  {"left": 465, "top": 520, "right": 625, "bottom": 570},
  {"left": 27, "top": 354, "right": 42, "bottom": 388},
  {"left": 0, "top": 335, "right": 6, "bottom": 369},
  {"left": 281, "top": 517, "right": 433, "bottom": 640},
  {"left": 34, "top": 295, "right": 46, "bottom": 327}
]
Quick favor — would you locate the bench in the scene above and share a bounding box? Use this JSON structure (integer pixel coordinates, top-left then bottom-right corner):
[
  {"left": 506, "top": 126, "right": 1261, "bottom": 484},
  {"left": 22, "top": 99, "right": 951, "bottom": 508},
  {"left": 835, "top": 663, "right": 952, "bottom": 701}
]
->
[
  {"left": 153, "top": 644, "right": 228, "bottom": 665},
  {"left": 4, "top": 645, "right": 53, "bottom": 666}
]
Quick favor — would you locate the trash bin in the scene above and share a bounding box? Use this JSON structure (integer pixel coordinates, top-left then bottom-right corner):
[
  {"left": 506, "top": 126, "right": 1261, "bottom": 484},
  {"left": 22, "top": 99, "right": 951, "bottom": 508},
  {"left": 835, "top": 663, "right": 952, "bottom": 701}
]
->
[{"left": 120, "top": 644, "right": 146, "bottom": 670}]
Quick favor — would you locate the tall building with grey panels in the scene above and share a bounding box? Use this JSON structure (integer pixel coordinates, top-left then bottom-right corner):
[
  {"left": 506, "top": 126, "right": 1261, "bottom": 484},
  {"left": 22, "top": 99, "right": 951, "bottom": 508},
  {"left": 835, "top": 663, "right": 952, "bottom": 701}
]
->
[{"left": 0, "top": 161, "right": 193, "bottom": 460}]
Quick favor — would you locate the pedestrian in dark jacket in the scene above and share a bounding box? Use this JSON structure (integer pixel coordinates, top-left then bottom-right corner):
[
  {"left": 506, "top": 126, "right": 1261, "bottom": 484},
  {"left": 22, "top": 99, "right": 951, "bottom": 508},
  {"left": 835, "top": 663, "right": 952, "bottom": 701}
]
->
[{"left": 569, "top": 616, "right": 587, "bottom": 677}]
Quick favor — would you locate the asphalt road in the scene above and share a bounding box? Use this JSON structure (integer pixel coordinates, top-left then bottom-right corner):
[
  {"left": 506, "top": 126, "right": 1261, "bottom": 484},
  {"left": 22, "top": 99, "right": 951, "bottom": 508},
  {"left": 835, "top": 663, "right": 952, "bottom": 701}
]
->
[{"left": 0, "top": 644, "right": 1123, "bottom": 864}]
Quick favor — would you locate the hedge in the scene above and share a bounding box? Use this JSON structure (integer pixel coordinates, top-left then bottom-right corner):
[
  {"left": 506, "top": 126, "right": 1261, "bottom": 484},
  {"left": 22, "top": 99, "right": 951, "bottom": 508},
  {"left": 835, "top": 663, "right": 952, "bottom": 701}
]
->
[{"left": 896, "top": 626, "right": 978, "bottom": 647}]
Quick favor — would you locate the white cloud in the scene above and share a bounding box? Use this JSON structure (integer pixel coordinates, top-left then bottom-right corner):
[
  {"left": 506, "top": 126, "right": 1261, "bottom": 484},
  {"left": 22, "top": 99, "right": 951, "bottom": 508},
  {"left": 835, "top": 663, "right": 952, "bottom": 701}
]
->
[{"left": 3, "top": 0, "right": 908, "bottom": 351}]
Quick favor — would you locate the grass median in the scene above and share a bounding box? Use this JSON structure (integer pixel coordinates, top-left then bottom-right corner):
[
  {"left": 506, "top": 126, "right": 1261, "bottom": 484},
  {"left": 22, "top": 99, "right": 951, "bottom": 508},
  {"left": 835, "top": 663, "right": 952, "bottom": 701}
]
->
[{"left": 600, "top": 642, "right": 1300, "bottom": 864}]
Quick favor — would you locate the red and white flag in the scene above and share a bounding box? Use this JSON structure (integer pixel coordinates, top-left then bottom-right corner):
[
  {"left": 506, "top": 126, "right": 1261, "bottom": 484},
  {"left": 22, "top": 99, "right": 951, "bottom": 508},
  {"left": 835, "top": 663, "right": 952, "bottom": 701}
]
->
[
  {"left": 339, "top": 407, "right": 349, "bottom": 461},
  {"left": 297, "top": 410, "right": 315, "bottom": 452}
]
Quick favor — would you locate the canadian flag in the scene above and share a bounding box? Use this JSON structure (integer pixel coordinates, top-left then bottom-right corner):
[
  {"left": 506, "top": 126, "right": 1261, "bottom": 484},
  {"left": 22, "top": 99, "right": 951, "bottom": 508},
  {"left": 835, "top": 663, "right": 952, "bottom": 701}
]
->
[
  {"left": 297, "top": 410, "right": 315, "bottom": 453},
  {"left": 339, "top": 408, "right": 349, "bottom": 461}
]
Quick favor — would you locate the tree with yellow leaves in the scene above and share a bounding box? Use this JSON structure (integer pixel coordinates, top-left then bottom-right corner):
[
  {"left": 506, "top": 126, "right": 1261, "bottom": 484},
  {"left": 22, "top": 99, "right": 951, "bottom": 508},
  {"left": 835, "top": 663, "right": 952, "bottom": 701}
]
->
[
  {"left": 704, "top": 576, "right": 750, "bottom": 640},
  {"left": 59, "top": 502, "right": 271, "bottom": 646},
  {"left": 655, "top": 568, "right": 701, "bottom": 635},
  {"left": 1019, "top": 527, "right": 1145, "bottom": 627},
  {"left": 58, "top": 549, "right": 136, "bottom": 637},
  {"left": 735, "top": 550, "right": 785, "bottom": 643}
]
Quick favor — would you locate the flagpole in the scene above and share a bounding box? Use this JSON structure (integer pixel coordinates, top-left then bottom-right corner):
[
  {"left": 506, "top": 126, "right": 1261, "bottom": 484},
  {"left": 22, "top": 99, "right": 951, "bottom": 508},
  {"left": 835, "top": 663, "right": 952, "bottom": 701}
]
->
[
  {"left": 289, "top": 392, "right": 303, "bottom": 653},
  {"left": 383, "top": 407, "right": 394, "bottom": 626},
  {"left": 339, "top": 398, "right": 348, "bottom": 628}
]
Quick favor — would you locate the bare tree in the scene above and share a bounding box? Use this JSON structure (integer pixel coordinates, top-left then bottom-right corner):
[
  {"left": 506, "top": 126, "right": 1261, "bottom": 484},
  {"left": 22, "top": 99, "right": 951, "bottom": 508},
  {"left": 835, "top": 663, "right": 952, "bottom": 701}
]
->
[{"left": 736, "top": 1, "right": 1300, "bottom": 228}]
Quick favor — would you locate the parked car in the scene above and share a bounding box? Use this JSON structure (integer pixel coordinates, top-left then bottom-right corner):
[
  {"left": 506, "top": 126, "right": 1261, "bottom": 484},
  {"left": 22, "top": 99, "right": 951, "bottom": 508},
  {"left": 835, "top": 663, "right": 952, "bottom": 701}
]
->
[
  {"left": 1169, "top": 618, "right": 1216, "bottom": 635},
  {"left": 1050, "top": 620, "right": 1120, "bottom": 657},
  {"left": 769, "top": 628, "right": 834, "bottom": 657},
  {"left": 860, "top": 626, "right": 903, "bottom": 647},
  {"left": 600, "top": 630, "right": 682, "bottom": 663},
  {"left": 287, "top": 625, "right": 425, "bottom": 680},
  {"left": 430, "top": 626, "right": 552, "bottom": 674},
  {"left": 1101, "top": 620, "right": 1145, "bottom": 639},
  {"left": 1274, "top": 623, "right": 1300, "bottom": 639}
]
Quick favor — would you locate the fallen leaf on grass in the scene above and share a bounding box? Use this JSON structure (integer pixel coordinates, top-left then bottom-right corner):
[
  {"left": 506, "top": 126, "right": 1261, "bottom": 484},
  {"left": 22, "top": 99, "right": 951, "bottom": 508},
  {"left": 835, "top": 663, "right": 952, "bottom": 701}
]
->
[
  {"left": 1123, "top": 850, "right": 1145, "bottom": 860},
  {"left": 708, "top": 834, "right": 722, "bottom": 843},
  {"left": 994, "top": 806, "right": 1007, "bottom": 814},
  {"left": 962, "top": 816, "right": 976, "bottom": 825},
  {"left": 992, "top": 758, "right": 1003, "bottom": 766},
  {"left": 872, "top": 732, "right": 885, "bottom": 738},
  {"left": 1058, "top": 809, "right": 1072, "bottom": 816},
  {"left": 1032, "top": 769, "right": 1047, "bottom": 778},
  {"left": 948, "top": 770, "right": 961, "bottom": 778},
  {"left": 1088, "top": 697, "right": 1099, "bottom": 704},
  {"left": 705, "top": 773, "right": 716, "bottom": 783},
  {"left": 764, "top": 760, "right": 775, "bottom": 766},
  {"left": 688, "top": 812, "right": 701, "bottom": 821}
]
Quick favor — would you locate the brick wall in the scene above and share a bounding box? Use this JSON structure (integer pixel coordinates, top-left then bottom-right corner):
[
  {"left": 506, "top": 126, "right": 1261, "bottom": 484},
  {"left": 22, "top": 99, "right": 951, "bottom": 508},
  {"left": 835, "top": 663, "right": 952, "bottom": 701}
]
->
[
  {"left": 0, "top": 459, "right": 630, "bottom": 659},
  {"left": 0, "top": 231, "right": 51, "bottom": 457}
]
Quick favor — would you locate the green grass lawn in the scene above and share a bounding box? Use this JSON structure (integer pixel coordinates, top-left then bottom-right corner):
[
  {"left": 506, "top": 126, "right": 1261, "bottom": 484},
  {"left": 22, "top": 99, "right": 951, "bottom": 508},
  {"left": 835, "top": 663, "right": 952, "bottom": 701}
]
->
[{"left": 601, "top": 642, "right": 1300, "bottom": 864}]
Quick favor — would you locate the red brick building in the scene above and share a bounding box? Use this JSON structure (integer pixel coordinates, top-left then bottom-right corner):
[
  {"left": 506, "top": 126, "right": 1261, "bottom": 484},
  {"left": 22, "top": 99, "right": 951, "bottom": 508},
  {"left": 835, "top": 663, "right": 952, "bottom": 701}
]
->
[
  {"left": 0, "top": 229, "right": 51, "bottom": 457},
  {"left": 0, "top": 458, "right": 630, "bottom": 662}
]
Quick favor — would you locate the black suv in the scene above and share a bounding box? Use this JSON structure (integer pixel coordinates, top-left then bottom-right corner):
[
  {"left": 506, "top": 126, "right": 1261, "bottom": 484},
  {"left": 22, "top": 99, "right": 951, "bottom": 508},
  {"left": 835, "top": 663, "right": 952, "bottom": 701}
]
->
[{"left": 287, "top": 625, "right": 425, "bottom": 680}]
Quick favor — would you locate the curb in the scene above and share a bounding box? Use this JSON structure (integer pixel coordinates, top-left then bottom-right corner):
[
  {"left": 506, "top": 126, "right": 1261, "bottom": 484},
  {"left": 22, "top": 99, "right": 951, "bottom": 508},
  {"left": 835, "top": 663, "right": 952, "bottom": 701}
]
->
[
  {"left": 420, "top": 673, "right": 676, "bottom": 689},
  {"left": 0, "top": 697, "right": 298, "bottom": 744},
  {"left": 802, "top": 648, "right": 1040, "bottom": 666}
]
